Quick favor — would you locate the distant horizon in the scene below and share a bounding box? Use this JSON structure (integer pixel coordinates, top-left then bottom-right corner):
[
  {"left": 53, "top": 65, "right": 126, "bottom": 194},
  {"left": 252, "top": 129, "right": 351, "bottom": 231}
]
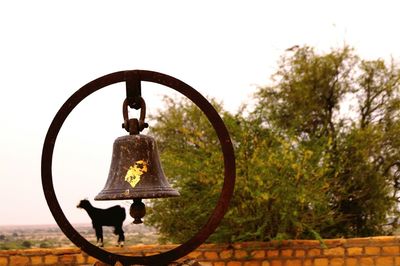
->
[
  {"left": 0, "top": 223, "right": 89, "bottom": 228},
  {"left": 0, "top": 222, "right": 154, "bottom": 228}
]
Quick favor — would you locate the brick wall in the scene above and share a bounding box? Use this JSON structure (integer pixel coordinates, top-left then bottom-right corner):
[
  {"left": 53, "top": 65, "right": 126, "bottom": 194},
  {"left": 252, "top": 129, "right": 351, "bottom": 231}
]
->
[{"left": 0, "top": 236, "right": 399, "bottom": 265}]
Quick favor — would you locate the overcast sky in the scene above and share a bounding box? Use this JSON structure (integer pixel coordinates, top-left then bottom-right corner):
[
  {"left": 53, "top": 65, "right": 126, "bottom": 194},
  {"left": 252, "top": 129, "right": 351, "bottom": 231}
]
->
[{"left": 1, "top": 0, "right": 400, "bottom": 226}]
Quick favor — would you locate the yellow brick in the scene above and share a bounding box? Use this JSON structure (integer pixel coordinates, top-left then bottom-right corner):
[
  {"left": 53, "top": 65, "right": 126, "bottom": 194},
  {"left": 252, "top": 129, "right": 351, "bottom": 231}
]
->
[
  {"left": 60, "top": 254, "right": 75, "bottom": 264},
  {"left": 244, "top": 262, "right": 261, "bottom": 266},
  {"left": 0, "top": 257, "right": 8, "bottom": 266},
  {"left": 395, "top": 256, "right": 400, "bottom": 266},
  {"left": 324, "top": 239, "right": 346, "bottom": 246},
  {"left": 383, "top": 246, "right": 400, "bottom": 255},
  {"left": 271, "top": 260, "right": 283, "bottom": 266},
  {"left": 376, "top": 257, "right": 394, "bottom": 265},
  {"left": 345, "top": 258, "right": 357, "bottom": 266},
  {"left": 204, "top": 251, "right": 219, "bottom": 260},
  {"left": 30, "top": 256, "right": 43, "bottom": 265},
  {"left": 285, "top": 259, "right": 301, "bottom": 266},
  {"left": 251, "top": 250, "right": 265, "bottom": 259},
  {"left": 323, "top": 247, "right": 344, "bottom": 256},
  {"left": 314, "top": 258, "right": 329, "bottom": 266},
  {"left": 330, "top": 258, "right": 344, "bottom": 266},
  {"left": 233, "top": 243, "right": 243, "bottom": 249},
  {"left": 262, "top": 261, "right": 270, "bottom": 266},
  {"left": 51, "top": 247, "right": 77, "bottom": 255},
  {"left": 346, "top": 237, "right": 370, "bottom": 245},
  {"left": 308, "top": 248, "right": 321, "bottom": 256},
  {"left": 227, "top": 261, "right": 242, "bottom": 266},
  {"left": 365, "top": 246, "right": 380, "bottom": 255},
  {"left": 303, "top": 259, "right": 312, "bottom": 266},
  {"left": 87, "top": 256, "right": 97, "bottom": 264},
  {"left": 295, "top": 250, "right": 305, "bottom": 257},
  {"left": 359, "top": 257, "right": 374, "bottom": 266},
  {"left": 220, "top": 249, "right": 234, "bottom": 259},
  {"left": 291, "top": 240, "right": 320, "bottom": 246},
  {"left": 347, "top": 247, "right": 363, "bottom": 256},
  {"left": 372, "top": 236, "right": 396, "bottom": 243},
  {"left": 45, "top": 255, "right": 59, "bottom": 264},
  {"left": 187, "top": 251, "right": 202, "bottom": 259},
  {"left": 75, "top": 254, "right": 86, "bottom": 264},
  {"left": 267, "top": 250, "right": 279, "bottom": 257},
  {"left": 281, "top": 249, "right": 292, "bottom": 257},
  {"left": 235, "top": 250, "right": 248, "bottom": 259},
  {"left": 10, "top": 255, "right": 29, "bottom": 265}
]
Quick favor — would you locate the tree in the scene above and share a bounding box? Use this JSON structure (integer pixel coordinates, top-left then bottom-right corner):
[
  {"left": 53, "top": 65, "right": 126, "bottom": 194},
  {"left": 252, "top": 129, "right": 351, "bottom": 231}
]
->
[
  {"left": 146, "top": 46, "right": 400, "bottom": 243},
  {"left": 254, "top": 46, "right": 400, "bottom": 237},
  {"left": 329, "top": 58, "right": 400, "bottom": 236},
  {"left": 146, "top": 97, "right": 226, "bottom": 243},
  {"left": 21, "top": 240, "right": 32, "bottom": 249}
]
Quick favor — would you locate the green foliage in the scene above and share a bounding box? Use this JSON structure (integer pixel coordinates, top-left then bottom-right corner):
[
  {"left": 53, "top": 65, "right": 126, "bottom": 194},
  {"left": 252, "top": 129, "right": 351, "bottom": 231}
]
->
[
  {"left": 0, "top": 240, "right": 36, "bottom": 250},
  {"left": 146, "top": 97, "right": 224, "bottom": 243},
  {"left": 254, "top": 46, "right": 400, "bottom": 238},
  {"left": 256, "top": 46, "right": 356, "bottom": 137},
  {"left": 21, "top": 241, "right": 32, "bottom": 248},
  {"left": 146, "top": 46, "right": 400, "bottom": 243}
]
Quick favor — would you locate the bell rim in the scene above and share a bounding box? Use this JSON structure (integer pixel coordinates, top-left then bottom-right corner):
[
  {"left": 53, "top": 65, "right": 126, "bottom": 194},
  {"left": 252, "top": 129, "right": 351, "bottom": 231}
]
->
[{"left": 94, "top": 187, "right": 180, "bottom": 200}]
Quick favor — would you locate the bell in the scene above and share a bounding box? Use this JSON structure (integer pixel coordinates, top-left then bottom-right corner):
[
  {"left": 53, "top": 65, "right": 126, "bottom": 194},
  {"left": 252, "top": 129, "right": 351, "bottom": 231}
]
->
[
  {"left": 95, "top": 134, "right": 179, "bottom": 223},
  {"left": 95, "top": 134, "right": 179, "bottom": 200}
]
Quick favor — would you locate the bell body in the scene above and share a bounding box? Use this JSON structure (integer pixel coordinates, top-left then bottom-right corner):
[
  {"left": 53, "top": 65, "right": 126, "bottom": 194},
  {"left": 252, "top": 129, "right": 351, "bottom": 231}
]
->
[{"left": 95, "top": 134, "right": 179, "bottom": 200}]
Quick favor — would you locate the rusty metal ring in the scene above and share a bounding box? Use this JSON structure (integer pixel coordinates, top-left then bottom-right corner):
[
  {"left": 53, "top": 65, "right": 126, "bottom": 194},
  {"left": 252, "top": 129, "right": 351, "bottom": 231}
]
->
[{"left": 41, "top": 70, "right": 236, "bottom": 265}]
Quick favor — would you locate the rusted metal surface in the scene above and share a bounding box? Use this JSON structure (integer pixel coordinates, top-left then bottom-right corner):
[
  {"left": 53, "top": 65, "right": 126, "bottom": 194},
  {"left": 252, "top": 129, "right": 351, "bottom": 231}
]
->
[
  {"left": 125, "top": 70, "right": 142, "bottom": 110},
  {"left": 130, "top": 199, "right": 146, "bottom": 224},
  {"left": 94, "top": 134, "right": 180, "bottom": 201},
  {"left": 41, "top": 70, "right": 236, "bottom": 265},
  {"left": 122, "top": 97, "right": 148, "bottom": 135}
]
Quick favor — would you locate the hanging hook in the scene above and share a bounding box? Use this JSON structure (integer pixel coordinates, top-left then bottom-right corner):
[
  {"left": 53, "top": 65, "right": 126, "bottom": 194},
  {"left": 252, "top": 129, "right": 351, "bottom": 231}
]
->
[{"left": 122, "top": 97, "right": 148, "bottom": 135}]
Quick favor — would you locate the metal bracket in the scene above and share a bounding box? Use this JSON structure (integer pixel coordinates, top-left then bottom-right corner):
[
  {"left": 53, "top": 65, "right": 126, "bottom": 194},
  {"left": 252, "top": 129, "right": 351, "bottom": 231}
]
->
[{"left": 125, "top": 70, "right": 141, "bottom": 110}]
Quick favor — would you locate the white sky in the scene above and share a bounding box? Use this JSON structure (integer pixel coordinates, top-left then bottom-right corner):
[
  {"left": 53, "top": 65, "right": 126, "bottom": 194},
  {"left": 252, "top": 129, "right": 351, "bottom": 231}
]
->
[{"left": 1, "top": 0, "right": 400, "bottom": 226}]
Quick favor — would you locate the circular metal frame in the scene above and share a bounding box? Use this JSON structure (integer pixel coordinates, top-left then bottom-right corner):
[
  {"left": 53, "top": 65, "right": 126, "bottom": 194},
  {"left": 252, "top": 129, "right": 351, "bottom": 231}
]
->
[{"left": 41, "top": 70, "right": 236, "bottom": 265}]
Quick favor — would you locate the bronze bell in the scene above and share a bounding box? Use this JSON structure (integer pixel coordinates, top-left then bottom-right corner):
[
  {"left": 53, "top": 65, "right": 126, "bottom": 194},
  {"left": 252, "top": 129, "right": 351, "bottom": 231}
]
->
[
  {"left": 95, "top": 134, "right": 179, "bottom": 200},
  {"left": 95, "top": 98, "right": 179, "bottom": 223}
]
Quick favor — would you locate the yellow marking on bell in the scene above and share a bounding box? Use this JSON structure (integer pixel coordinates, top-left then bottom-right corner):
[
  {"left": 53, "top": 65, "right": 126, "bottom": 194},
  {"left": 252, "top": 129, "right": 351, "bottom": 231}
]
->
[{"left": 124, "top": 160, "right": 148, "bottom": 188}]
